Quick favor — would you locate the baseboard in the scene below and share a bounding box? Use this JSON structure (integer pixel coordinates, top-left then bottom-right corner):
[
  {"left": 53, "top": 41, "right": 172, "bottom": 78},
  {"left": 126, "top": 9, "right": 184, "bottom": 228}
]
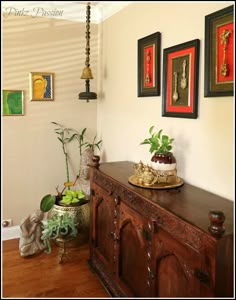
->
[{"left": 2, "top": 225, "right": 20, "bottom": 240}]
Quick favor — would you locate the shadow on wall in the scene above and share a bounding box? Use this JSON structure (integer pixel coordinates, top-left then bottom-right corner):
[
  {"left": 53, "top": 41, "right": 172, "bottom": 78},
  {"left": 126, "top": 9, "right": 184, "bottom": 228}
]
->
[{"left": 2, "top": 13, "right": 98, "bottom": 97}]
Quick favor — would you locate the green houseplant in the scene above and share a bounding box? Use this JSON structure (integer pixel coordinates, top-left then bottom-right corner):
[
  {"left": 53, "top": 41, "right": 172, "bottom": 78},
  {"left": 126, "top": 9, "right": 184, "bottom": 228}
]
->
[
  {"left": 41, "top": 212, "right": 79, "bottom": 262},
  {"left": 75, "top": 128, "right": 102, "bottom": 177},
  {"left": 52, "top": 122, "right": 102, "bottom": 180},
  {"left": 140, "top": 125, "right": 176, "bottom": 169},
  {"left": 40, "top": 188, "right": 86, "bottom": 213},
  {"left": 140, "top": 125, "right": 174, "bottom": 155},
  {"left": 41, "top": 212, "right": 78, "bottom": 253},
  {"left": 39, "top": 122, "right": 102, "bottom": 258},
  {"left": 86, "top": 134, "right": 103, "bottom": 153},
  {"left": 51, "top": 122, "right": 88, "bottom": 183},
  {"left": 85, "top": 134, "right": 102, "bottom": 167},
  {"left": 40, "top": 187, "right": 88, "bottom": 261}
]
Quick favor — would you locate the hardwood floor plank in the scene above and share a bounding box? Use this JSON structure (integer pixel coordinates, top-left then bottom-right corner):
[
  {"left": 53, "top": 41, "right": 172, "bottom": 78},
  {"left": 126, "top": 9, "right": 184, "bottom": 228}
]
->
[{"left": 2, "top": 239, "right": 110, "bottom": 298}]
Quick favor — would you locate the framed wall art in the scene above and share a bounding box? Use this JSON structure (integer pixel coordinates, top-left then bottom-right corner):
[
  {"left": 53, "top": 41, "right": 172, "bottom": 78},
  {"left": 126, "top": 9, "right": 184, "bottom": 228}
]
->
[
  {"left": 2, "top": 90, "right": 24, "bottom": 116},
  {"left": 138, "top": 32, "right": 161, "bottom": 97},
  {"left": 30, "top": 72, "right": 54, "bottom": 101},
  {"left": 204, "top": 5, "right": 233, "bottom": 97},
  {"left": 162, "top": 39, "right": 200, "bottom": 119}
]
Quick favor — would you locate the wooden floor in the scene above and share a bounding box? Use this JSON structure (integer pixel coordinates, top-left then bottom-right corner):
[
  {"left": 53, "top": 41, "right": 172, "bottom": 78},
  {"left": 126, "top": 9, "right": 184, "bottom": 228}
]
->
[{"left": 2, "top": 238, "right": 110, "bottom": 298}]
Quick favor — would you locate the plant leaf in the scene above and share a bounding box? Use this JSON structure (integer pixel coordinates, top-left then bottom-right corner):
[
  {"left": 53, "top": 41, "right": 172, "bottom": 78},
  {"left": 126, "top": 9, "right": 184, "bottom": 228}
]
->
[
  {"left": 149, "top": 125, "right": 154, "bottom": 135},
  {"left": 40, "top": 194, "right": 56, "bottom": 212}
]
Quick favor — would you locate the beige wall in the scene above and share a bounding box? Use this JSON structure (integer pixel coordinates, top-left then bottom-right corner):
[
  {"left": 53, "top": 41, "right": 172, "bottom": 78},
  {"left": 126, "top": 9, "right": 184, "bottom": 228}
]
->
[
  {"left": 2, "top": 15, "right": 98, "bottom": 225},
  {"left": 2, "top": 2, "right": 234, "bottom": 227},
  {"left": 97, "top": 2, "right": 234, "bottom": 200}
]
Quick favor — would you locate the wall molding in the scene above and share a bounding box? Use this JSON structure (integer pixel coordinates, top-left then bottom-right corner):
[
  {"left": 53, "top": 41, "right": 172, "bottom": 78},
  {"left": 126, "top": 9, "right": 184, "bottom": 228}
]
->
[{"left": 2, "top": 226, "right": 20, "bottom": 241}]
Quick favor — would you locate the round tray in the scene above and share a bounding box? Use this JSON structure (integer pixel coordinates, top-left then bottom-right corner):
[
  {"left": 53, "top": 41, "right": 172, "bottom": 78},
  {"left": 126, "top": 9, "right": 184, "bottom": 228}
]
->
[{"left": 128, "top": 175, "right": 184, "bottom": 190}]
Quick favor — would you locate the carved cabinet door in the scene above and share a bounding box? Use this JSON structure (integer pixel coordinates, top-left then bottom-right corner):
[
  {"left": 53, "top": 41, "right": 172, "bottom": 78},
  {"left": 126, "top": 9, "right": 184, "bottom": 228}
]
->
[
  {"left": 151, "top": 225, "right": 204, "bottom": 297},
  {"left": 91, "top": 184, "right": 115, "bottom": 274},
  {"left": 115, "top": 201, "right": 151, "bottom": 297}
]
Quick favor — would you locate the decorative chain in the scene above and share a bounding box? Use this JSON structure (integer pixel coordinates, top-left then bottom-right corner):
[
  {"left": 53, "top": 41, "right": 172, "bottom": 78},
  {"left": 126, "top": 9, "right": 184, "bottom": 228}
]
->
[{"left": 85, "top": 3, "right": 91, "bottom": 68}]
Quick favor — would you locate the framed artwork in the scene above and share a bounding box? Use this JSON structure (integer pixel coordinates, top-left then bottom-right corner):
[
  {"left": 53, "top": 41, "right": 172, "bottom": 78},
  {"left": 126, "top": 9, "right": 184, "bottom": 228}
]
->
[
  {"left": 162, "top": 39, "right": 200, "bottom": 119},
  {"left": 30, "top": 72, "right": 54, "bottom": 101},
  {"left": 204, "top": 5, "right": 233, "bottom": 97},
  {"left": 138, "top": 32, "right": 161, "bottom": 97},
  {"left": 2, "top": 90, "right": 24, "bottom": 116}
]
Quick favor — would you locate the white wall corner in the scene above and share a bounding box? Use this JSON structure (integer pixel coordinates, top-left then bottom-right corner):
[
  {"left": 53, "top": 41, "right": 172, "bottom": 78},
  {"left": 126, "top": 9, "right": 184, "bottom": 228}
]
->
[{"left": 2, "top": 225, "right": 20, "bottom": 241}]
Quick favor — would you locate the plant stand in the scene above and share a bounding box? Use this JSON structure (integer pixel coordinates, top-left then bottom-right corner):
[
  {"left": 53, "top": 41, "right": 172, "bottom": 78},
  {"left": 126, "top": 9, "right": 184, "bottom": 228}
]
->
[{"left": 56, "top": 235, "right": 74, "bottom": 263}]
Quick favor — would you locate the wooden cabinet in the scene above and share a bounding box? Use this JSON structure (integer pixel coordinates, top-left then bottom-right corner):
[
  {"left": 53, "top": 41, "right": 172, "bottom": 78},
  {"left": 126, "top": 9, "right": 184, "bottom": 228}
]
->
[{"left": 89, "top": 161, "right": 233, "bottom": 297}]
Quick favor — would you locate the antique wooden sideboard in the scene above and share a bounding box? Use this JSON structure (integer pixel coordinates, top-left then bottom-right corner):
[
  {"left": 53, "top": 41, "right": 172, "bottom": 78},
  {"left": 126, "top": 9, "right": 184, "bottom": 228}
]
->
[{"left": 88, "top": 161, "right": 233, "bottom": 297}]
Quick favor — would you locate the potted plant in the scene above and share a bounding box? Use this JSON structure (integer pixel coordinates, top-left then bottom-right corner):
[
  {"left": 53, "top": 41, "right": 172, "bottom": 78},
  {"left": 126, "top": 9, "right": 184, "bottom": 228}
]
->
[
  {"left": 52, "top": 122, "right": 102, "bottom": 179},
  {"left": 40, "top": 186, "right": 89, "bottom": 258},
  {"left": 140, "top": 125, "right": 176, "bottom": 171},
  {"left": 41, "top": 212, "right": 79, "bottom": 262},
  {"left": 40, "top": 122, "right": 102, "bottom": 256},
  {"left": 40, "top": 187, "right": 87, "bottom": 212},
  {"left": 51, "top": 122, "right": 92, "bottom": 184},
  {"left": 51, "top": 122, "right": 78, "bottom": 185}
]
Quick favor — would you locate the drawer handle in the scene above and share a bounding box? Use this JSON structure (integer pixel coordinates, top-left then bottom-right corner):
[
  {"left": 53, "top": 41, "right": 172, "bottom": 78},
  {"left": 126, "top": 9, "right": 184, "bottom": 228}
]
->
[
  {"left": 114, "top": 196, "right": 120, "bottom": 206},
  {"left": 114, "top": 233, "right": 120, "bottom": 242},
  {"left": 194, "top": 269, "right": 210, "bottom": 286}
]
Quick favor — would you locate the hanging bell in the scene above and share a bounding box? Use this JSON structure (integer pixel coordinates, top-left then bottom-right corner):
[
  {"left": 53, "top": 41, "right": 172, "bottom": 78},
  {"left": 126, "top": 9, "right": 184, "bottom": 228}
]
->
[
  {"left": 81, "top": 66, "right": 94, "bottom": 80},
  {"left": 79, "top": 2, "right": 97, "bottom": 102}
]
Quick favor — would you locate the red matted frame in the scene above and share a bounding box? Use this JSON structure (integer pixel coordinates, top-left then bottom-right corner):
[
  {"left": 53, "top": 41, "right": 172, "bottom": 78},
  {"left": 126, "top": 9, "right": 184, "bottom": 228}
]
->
[
  {"left": 138, "top": 32, "right": 161, "bottom": 97},
  {"left": 204, "top": 5, "right": 233, "bottom": 97},
  {"left": 162, "top": 39, "right": 200, "bottom": 119}
]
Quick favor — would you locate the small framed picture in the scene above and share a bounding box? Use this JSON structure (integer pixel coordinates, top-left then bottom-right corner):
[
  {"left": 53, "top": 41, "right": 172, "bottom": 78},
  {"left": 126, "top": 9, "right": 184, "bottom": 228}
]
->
[
  {"left": 204, "top": 5, "right": 233, "bottom": 97},
  {"left": 162, "top": 39, "right": 200, "bottom": 119},
  {"left": 2, "top": 90, "right": 24, "bottom": 116},
  {"left": 30, "top": 72, "right": 54, "bottom": 101},
  {"left": 138, "top": 32, "right": 161, "bottom": 97}
]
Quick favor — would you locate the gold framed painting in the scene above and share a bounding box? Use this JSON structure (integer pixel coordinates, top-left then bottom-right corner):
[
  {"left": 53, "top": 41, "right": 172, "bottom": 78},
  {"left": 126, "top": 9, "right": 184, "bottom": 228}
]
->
[
  {"left": 204, "top": 5, "right": 233, "bottom": 97},
  {"left": 138, "top": 32, "right": 161, "bottom": 97},
  {"left": 162, "top": 39, "right": 200, "bottom": 119},
  {"left": 2, "top": 90, "right": 24, "bottom": 116},
  {"left": 30, "top": 72, "right": 54, "bottom": 101}
]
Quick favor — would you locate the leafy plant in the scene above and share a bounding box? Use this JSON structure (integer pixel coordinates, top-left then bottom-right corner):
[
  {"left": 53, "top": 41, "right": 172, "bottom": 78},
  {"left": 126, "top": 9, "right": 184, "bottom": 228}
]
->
[
  {"left": 51, "top": 122, "right": 77, "bottom": 183},
  {"left": 40, "top": 188, "right": 85, "bottom": 212},
  {"left": 40, "top": 194, "right": 57, "bottom": 213},
  {"left": 140, "top": 125, "right": 174, "bottom": 155},
  {"left": 74, "top": 127, "right": 89, "bottom": 177},
  {"left": 41, "top": 213, "right": 78, "bottom": 254},
  {"left": 52, "top": 122, "right": 103, "bottom": 179},
  {"left": 60, "top": 189, "right": 85, "bottom": 205},
  {"left": 86, "top": 134, "right": 102, "bottom": 152}
]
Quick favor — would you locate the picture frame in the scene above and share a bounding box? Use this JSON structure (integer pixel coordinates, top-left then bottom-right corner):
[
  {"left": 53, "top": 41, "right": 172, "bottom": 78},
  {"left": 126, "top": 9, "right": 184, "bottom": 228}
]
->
[
  {"left": 204, "top": 5, "right": 233, "bottom": 97},
  {"left": 162, "top": 39, "right": 200, "bottom": 119},
  {"left": 2, "top": 90, "right": 24, "bottom": 116},
  {"left": 30, "top": 72, "right": 54, "bottom": 101},
  {"left": 138, "top": 32, "right": 161, "bottom": 97}
]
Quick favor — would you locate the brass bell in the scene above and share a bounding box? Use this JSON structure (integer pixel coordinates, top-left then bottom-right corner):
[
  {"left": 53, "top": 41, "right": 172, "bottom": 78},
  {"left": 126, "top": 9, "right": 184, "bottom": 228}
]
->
[{"left": 81, "top": 66, "right": 93, "bottom": 80}]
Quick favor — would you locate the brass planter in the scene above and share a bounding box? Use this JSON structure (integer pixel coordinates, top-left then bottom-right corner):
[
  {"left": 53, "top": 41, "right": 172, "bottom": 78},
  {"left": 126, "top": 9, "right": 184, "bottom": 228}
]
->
[{"left": 48, "top": 201, "right": 90, "bottom": 247}]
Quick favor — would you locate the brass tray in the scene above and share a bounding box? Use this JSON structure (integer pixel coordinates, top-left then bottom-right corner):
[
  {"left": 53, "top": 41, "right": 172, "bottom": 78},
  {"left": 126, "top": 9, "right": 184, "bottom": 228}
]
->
[{"left": 128, "top": 175, "right": 184, "bottom": 190}]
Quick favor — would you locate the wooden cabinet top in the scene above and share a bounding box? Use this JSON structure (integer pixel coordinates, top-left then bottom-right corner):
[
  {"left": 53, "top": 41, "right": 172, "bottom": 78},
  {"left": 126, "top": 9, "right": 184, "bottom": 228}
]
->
[{"left": 93, "top": 161, "right": 233, "bottom": 236}]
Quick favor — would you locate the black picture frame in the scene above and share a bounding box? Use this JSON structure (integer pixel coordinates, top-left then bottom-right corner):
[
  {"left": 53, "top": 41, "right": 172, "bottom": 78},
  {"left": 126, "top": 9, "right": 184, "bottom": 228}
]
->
[
  {"left": 204, "top": 5, "right": 234, "bottom": 97},
  {"left": 162, "top": 39, "right": 200, "bottom": 119},
  {"left": 138, "top": 32, "right": 161, "bottom": 97}
]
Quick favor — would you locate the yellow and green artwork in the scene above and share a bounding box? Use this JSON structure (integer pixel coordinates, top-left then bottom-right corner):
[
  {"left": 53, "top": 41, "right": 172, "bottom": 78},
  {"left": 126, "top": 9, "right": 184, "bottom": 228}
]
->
[
  {"left": 2, "top": 90, "right": 24, "bottom": 116},
  {"left": 30, "top": 72, "right": 54, "bottom": 101}
]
